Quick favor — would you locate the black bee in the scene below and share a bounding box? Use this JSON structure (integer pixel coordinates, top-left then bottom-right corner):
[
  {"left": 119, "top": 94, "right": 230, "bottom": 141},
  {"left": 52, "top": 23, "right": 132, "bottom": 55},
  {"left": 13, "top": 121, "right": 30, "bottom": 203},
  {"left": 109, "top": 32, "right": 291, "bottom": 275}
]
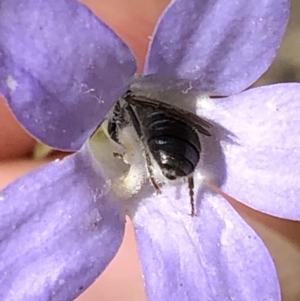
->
[{"left": 107, "top": 90, "right": 211, "bottom": 216}]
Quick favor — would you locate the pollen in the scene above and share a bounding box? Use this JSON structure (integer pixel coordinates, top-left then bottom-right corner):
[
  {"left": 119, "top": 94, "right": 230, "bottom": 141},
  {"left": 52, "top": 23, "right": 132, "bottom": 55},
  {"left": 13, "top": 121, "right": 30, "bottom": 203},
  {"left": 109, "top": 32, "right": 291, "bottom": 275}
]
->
[
  {"left": 112, "top": 125, "right": 148, "bottom": 198},
  {"left": 5, "top": 75, "right": 18, "bottom": 92}
]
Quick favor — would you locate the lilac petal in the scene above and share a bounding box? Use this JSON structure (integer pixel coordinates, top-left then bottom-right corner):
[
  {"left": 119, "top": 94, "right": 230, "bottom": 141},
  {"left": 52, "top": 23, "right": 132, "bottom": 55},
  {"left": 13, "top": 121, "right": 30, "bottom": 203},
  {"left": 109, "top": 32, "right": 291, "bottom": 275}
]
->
[
  {"left": 131, "top": 189, "right": 279, "bottom": 301},
  {"left": 199, "top": 83, "right": 300, "bottom": 220},
  {"left": 144, "top": 0, "right": 289, "bottom": 95},
  {"left": 0, "top": 146, "right": 125, "bottom": 301},
  {"left": 0, "top": 0, "right": 136, "bottom": 150}
]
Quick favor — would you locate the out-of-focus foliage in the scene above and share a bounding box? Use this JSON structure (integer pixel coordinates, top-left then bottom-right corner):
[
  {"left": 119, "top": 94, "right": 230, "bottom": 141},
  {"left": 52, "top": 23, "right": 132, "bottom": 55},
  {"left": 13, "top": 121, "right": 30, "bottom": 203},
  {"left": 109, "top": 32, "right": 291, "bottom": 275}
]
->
[{"left": 256, "top": 0, "right": 300, "bottom": 85}]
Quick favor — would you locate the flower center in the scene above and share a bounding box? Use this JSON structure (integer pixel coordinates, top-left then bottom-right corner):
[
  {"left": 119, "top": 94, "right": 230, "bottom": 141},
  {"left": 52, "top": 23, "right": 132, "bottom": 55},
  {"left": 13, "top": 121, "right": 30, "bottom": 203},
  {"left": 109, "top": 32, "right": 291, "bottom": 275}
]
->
[{"left": 89, "top": 77, "right": 213, "bottom": 216}]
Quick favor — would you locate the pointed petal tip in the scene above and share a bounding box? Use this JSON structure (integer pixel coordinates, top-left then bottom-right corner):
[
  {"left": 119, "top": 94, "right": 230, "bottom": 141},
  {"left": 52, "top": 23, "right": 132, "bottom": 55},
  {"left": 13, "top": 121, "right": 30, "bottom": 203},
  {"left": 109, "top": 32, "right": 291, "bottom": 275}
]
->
[
  {"left": 0, "top": 0, "right": 136, "bottom": 150},
  {"left": 131, "top": 190, "right": 280, "bottom": 301},
  {"left": 0, "top": 147, "right": 125, "bottom": 300},
  {"left": 144, "top": 0, "right": 289, "bottom": 95},
  {"left": 199, "top": 83, "right": 300, "bottom": 221}
]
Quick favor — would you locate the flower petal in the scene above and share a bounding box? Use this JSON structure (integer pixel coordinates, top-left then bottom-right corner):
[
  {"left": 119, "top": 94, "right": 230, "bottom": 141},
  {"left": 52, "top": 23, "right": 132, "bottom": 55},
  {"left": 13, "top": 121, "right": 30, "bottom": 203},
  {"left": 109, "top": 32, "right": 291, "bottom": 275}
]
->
[
  {"left": 0, "top": 0, "right": 136, "bottom": 150},
  {"left": 131, "top": 189, "right": 279, "bottom": 301},
  {"left": 144, "top": 0, "right": 289, "bottom": 95},
  {"left": 199, "top": 83, "right": 300, "bottom": 220},
  {"left": 0, "top": 146, "right": 125, "bottom": 301}
]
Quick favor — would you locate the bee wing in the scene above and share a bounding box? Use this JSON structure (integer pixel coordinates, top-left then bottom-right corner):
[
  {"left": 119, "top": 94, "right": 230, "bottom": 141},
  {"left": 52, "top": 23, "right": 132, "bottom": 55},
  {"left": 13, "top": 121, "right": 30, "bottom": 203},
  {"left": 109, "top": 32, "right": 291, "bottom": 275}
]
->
[{"left": 124, "top": 94, "right": 212, "bottom": 136}]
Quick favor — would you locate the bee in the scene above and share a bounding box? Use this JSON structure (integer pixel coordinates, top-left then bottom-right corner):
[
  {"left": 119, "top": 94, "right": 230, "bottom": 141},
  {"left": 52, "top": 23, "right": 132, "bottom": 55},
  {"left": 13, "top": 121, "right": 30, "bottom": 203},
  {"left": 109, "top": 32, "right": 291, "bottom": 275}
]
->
[{"left": 106, "top": 90, "right": 211, "bottom": 216}]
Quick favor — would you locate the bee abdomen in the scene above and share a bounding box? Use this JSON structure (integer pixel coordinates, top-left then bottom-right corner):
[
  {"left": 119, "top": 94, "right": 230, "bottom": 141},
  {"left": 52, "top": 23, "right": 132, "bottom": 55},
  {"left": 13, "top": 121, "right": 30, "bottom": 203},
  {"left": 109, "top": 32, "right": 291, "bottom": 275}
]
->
[
  {"left": 149, "top": 136, "right": 199, "bottom": 179},
  {"left": 146, "top": 112, "right": 201, "bottom": 148},
  {"left": 145, "top": 112, "right": 201, "bottom": 180}
]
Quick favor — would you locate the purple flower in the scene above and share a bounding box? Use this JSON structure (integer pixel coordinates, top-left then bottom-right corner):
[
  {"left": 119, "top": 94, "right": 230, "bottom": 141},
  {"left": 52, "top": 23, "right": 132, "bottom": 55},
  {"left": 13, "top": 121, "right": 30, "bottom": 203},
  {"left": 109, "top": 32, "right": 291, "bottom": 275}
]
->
[{"left": 0, "top": 0, "right": 299, "bottom": 300}]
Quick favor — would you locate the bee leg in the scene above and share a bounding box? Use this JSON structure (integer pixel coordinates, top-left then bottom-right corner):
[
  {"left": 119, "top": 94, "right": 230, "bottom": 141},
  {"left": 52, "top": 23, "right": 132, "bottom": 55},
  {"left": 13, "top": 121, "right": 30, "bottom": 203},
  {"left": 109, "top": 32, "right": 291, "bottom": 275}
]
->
[
  {"left": 188, "top": 176, "right": 196, "bottom": 217},
  {"left": 124, "top": 102, "right": 161, "bottom": 194},
  {"left": 113, "top": 152, "right": 123, "bottom": 159},
  {"left": 145, "top": 149, "right": 162, "bottom": 194}
]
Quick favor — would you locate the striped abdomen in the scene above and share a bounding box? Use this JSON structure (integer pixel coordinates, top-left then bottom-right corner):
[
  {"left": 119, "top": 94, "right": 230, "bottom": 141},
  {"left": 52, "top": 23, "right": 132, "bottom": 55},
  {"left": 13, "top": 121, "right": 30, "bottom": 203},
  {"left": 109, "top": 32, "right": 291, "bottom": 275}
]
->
[{"left": 143, "top": 110, "right": 201, "bottom": 180}]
